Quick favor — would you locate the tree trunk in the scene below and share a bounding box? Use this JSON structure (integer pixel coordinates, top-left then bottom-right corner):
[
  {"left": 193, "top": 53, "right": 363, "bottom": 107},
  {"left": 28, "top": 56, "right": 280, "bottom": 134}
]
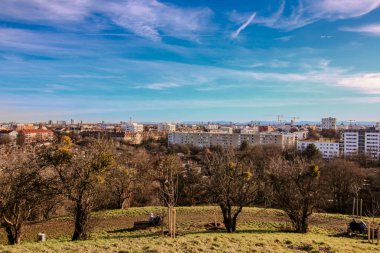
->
[
  {"left": 292, "top": 216, "right": 308, "bottom": 233},
  {"left": 4, "top": 224, "right": 22, "bottom": 245},
  {"left": 220, "top": 204, "right": 236, "bottom": 233},
  {"left": 72, "top": 201, "right": 91, "bottom": 241}
]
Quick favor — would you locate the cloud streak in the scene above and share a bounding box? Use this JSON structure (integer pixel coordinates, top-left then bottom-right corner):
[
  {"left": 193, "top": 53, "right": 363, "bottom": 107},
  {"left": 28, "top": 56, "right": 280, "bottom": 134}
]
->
[
  {"left": 341, "top": 23, "right": 380, "bottom": 36},
  {"left": 231, "top": 12, "right": 256, "bottom": 39}
]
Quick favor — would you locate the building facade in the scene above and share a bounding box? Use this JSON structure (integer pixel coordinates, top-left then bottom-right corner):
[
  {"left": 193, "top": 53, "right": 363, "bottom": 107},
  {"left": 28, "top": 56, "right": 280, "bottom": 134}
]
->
[
  {"left": 157, "top": 123, "right": 176, "bottom": 132},
  {"left": 168, "top": 132, "right": 297, "bottom": 149},
  {"left": 342, "top": 129, "right": 380, "bottom": 158},
  {"left": 19, "top": 129, "right": 54, "bottom": 144},
  {"left": 122, "top": 123, "right": 144, "bottom": 133},
  {"left": 297, "top": 140, "right": 340, "bottom": 159},
  {"left": 321, "top": 117, "right": 337, "bottom": 130}
]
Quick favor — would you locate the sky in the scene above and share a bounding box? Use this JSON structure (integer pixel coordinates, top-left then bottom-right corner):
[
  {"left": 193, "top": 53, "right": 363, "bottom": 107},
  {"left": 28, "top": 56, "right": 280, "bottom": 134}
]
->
[{"left": 1, "top": 0, "right": 380, "bottom": 123}]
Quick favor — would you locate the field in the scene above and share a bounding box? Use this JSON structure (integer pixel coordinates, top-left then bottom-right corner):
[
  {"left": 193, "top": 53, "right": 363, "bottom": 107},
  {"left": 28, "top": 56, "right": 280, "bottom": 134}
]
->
[{"left": 0, "top": 206, "right": 379, "bottom": 252}]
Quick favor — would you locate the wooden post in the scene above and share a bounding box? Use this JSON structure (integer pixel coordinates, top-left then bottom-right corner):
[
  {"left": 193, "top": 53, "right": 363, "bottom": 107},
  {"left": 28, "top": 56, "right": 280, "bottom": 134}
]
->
[
  {"left": 356, "top": 197, "right": 359, "bottom": 218},
  {"left": 352, "top": 197, "right": 356, "bottom": 218},
  {"left": 173, "top": 208, "right": 176, "bottom": 238},
  {"left": 372, "top": 226, "right": 375, "bottom": 244},
  {"left": 171, "top": 206, "right": 174, "bottom": 237},
  {"left": 368, "top": 223, "right": 371, "bottom": 243},
  {"left": 168, "top": 206, "right": 172, "bottom": 236},
  {"left": 214, "top": 206, "right": 217, "bottom": 227},
  {"left": 360, "top": 199, "right": 363, "bottom": 218}
]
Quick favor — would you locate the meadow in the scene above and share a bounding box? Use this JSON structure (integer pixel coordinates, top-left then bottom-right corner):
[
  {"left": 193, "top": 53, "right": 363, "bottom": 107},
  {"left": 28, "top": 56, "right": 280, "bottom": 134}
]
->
[{"left": 0, "top": 206, "right": 379, "bottom": 253}]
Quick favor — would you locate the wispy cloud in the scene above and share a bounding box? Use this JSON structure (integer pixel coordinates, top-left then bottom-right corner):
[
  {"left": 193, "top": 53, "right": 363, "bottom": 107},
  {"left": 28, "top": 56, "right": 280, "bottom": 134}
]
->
[
  {"left": 0, "top": 0, "right": 213, "bottom": 42},
  {"left": 230, "top": 0, "right": 380, "bottom": 31},
  {"left": 341, "top": 23, "right": 380, "bottom": 36},
  {"left": 137, "top": 82, "right": 182, "bottom": 90},
  {"left": 0, "top": 0, "right": 91, "bottom": 24},
  {"left": 103, "top": 0, "right": 213, "bottom": 42},
  {"left": 231, "top": 12, "right": 256, "bottom": 39}
]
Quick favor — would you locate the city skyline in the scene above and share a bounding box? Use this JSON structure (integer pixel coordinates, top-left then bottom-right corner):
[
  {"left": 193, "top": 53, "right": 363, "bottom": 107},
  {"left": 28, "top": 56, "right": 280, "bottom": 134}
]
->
[{"left": 1, "top": 0, "right": 380, "bottom": 122}]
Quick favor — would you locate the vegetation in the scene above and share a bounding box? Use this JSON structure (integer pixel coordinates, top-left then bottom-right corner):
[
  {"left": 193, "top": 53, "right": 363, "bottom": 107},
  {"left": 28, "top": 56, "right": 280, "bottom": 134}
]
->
[{"left": 0, "top": 134, "right": 379, "bottom": 251}]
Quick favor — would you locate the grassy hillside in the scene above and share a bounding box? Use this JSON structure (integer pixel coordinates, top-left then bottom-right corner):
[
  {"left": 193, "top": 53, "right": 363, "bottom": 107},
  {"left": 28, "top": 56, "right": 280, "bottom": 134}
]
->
[{"left": 0, "top": 206, "right": 379, "bottom": 252}]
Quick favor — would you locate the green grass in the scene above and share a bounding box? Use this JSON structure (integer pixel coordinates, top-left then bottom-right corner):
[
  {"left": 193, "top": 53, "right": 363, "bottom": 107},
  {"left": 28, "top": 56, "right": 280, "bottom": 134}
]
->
[{"left": 0, "top": 206, "right": 379, "bottom": 252}]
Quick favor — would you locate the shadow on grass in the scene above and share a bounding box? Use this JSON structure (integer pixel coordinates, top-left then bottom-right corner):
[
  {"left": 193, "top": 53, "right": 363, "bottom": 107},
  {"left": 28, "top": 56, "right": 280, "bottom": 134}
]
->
[
  {"left": 329, "top": 232, "right": 367, "bottom": 241},
  {"left": 186, "top": 228, "right": 279, "bottom": 236},
  {"left": 101, "top": 231, "right": 160, "bottom": 240}
]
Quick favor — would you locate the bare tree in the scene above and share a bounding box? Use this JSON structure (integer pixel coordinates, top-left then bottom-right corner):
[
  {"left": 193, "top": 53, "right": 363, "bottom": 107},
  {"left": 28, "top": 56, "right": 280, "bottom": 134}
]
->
[
  {"left": 204, "top": 148, "right": 258, "bottom": 233},
  {"left": 105, "top": 149, "right": 148, "bottom": 209},
  {"left": 41, "top": 137, "right": 114, "bottom": 240},
  {"left": 267, "top": 157, "right": 321, "bottom": 233},
  {"left": 179, "top": 163, "right": 206, "bottom": 206},
  {"left": 151, "top": 154, "right": 183, "bottom": 236},
  {"left": 0, "top": 147, "right": 49, "bottom": 244},
  {"left": 321, "top": 159, "right": 364, "bottom": 212}
]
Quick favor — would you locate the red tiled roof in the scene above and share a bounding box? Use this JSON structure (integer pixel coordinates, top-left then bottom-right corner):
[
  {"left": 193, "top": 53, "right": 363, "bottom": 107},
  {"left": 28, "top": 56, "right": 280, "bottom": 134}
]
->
[
  {"left": 0, "top": 130, "right": 14, "bottom": 134},
  {"left": 20, "top": 129, "right": 53, "bottom": 134}
]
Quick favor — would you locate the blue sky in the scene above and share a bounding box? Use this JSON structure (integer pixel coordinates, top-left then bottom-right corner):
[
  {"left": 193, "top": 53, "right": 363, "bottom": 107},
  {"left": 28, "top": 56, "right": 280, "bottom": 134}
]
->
[{"left": 1, "top": 0, "right": 380, "bottom": 123}]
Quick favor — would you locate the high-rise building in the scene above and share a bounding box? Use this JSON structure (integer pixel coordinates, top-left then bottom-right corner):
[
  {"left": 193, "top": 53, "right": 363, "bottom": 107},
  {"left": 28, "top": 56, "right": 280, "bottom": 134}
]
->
[
  {"left": 321, "top": 117, "right": 337, "bottom": 130},
  {"left": 342, "top": 128, "right": 380, "bottom": 158}
]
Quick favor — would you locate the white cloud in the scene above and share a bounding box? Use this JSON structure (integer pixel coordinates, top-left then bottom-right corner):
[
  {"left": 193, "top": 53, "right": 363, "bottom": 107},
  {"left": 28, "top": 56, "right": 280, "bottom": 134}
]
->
[
  {"left": 231, "top": 12, "right": 256, "bottom": 39},
  {"left": 0, "top": 0, "right": 213, "bottom": 42},
  {"left": 0, "top": 0, "right": 91, "bottom": 23},
  {"left": 308, "top": 0, "right": 380, "bottom": 19},
  {"left": 138, "top": 82, "right": 182, "bottom": 90},
  {"left": 341, "top": 23, "right": 380, "bottom": 36},
  {"left": 337, "top": 73, "right": 380, "bottom": 94}
]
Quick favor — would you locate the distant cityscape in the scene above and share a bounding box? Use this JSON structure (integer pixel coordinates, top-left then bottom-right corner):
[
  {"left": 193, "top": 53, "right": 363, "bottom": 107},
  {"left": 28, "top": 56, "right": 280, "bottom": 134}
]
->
[{"left": 1, "top": 117, "right": 380, "bottom": 160}]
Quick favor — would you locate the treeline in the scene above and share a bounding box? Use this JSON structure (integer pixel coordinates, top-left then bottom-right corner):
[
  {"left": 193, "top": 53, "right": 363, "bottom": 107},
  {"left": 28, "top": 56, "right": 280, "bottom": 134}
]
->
[{"left": 0, "top": 137, "right": 379, "bottom": 245}]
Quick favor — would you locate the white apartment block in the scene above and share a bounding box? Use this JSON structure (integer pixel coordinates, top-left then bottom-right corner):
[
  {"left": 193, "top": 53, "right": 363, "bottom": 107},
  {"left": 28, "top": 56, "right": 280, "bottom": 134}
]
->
[
  {"left": 321, "top": 117, "right": 337, "bottom": 130},
  {"left": 342, "top": 129, "right": 380, "bottom": 158},
  {"left": 343, "top": 131, "right": 359, "bottom": 156},
  {"left": 365, "top": 132, "right": 380, "bottom": 158},
  {"left": 240, "top": 128, "right": 258, "bottom": 134},
  {"left": 205, "top": 124, "right": 219, "bottom": 131},
  {"left": 122, "top": 122, "right": 144, "bottom": 133},
  {"left": 157, "top": 123, "right": 176, "bottom": 132},
  {"left": 168, "top": 132, "right": 297, "bottom": 149},
  {"left": 297, "top": 141, "right": 340, "bottom": 159}
]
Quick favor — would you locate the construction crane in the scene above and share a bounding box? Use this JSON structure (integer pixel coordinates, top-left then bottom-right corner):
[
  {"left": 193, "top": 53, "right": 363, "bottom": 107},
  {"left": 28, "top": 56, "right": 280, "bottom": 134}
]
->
[
  {"left": 287, "top": 116, "right": 300, "bottom": 125},
  {"left": 342, "top": 119, "right": 356, "bottom": 128},
  {"left": 266, "top": 114, "right": 284, "bottom": 124}
]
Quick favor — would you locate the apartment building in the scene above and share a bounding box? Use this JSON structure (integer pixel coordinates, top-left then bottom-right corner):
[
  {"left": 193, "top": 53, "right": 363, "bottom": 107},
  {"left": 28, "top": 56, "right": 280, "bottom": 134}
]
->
[
  {"left": 122, "top": 122, "right": 144, "bottom": 133},
  {"left": 157, "top": 123, "right": 176, "bottom": 132},
  {"left": 168, "top": 132, "right": 297, "bottom": 149},
  {"left": 297, "top": 140, "right": 340, "bottom": 159},
  {"left": 321, "top": 117, "right": 337, "bottom": 130},
  {"left": 19, "top": 129, "right": 54, "bottom": 144},
  {"left": 342, "top": 129, "right": 380, "bottom": 158}
]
